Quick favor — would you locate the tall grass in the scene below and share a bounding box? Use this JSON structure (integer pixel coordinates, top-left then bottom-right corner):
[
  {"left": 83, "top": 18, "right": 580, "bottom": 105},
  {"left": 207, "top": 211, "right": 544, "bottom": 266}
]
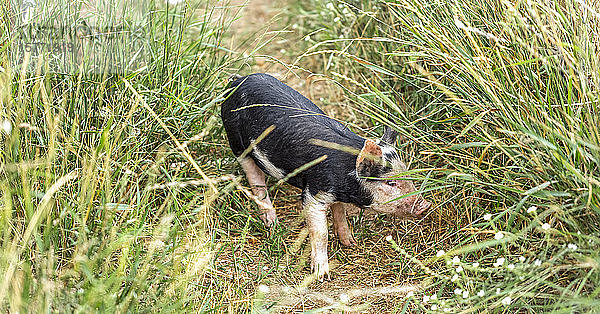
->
[
  {"left": 0, "top": 0, "right": 241, "bottom": 311},
  {"left": 292, "top": 0, "right": 599, "bottom": 311},
  {"left": 2, "top": 0, "right": 598, "bottom": 311}
]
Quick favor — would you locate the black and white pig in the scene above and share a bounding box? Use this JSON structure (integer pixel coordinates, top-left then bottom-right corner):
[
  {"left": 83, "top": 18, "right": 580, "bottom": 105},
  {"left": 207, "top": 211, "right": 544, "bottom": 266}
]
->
[{"left": 221, "top": 73, "right": 431, "bottom": 280}]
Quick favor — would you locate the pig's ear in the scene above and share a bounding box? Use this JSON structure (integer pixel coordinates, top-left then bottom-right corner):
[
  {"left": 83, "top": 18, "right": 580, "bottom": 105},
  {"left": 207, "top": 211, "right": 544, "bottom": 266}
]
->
[
  {"left": 356, "top": 139, "right": 383, "bottom": 178},
  {"left": 381, "top": 126, "right": 399, "bottom": 145}
]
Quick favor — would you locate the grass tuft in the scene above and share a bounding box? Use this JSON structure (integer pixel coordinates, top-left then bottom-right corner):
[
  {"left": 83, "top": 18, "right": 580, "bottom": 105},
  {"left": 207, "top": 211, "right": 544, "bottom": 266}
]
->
[{"left": 0, "top": 0, "right": 245, "bottom": 311}]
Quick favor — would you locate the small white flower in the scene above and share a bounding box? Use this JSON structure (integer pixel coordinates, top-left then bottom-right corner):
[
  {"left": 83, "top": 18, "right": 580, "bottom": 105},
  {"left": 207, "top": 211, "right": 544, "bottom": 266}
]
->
[
  {"left": 501, "top": 296, "right": 512, "bottom": 305},
  {"left": 454, "top": 16, "right": 466, "bottom": 29},
  {"left": 451, "top": 274, "right": 459, "bottom": 282},
  {"left": 541, "top": 223, "right": 551, "bottom": 230},
  {"left": 325, "top": 2, "right": 335, "bottom": 10},
  {"left": 166, "top": 0, "right": 183, "bottom": 5},
  {"left": 527, "top": 205, "right": 537, "bottom": 213},
  {"left": 519, "top": 256, "right": 526, "bottom": 262},
  {"left": 333, "top": 16, "right": 341, "bottom": 23},
  {"left": 436, "top": 250, "right": 446, "bottom": 257},
  {"left": 431, "top": 304, "right": 438, "bottom": 311},
  {"left": 263, "top": 266, "right": 269, "bottom": 271},
  {"left": 452, "top": 256, "right": 460, "bottom": 264},
  {"left": 456, "top": 266, "right": 463, "bottom": 273},
  {"left": 494, "top": 232, "right": 504, "bottom": 240},
  {"left": 423, "top": 295, "right": 430, "bottom": 303},
  {"left": 462, "top": 290, "right": 469, "bottom": 298},
  {"left": 1, "top": 119, "right": 12, "bottom": 135},
  {"left": 385, "top": 235, "right": 393, "bottom": 242},
  {"left": 407, "top": 291, "right": 415, "bottom": 298},
  {"left": 496, "top": 288, "right": 501, "bottom": 295},
  {"left": 430, "top": 293, "right": 437, "bottom": 300},
  {"left": 567, "top": 243, "right": 578, "bottom": 251},
  {"left": 477, "top": 290, "right": 485, "bottom": 297},
  {"left": 258, "top": 284, "right": 270, "bottom": 293},
  {"left": 472, "top": 262, "right": 479, "bottom": 268},
  {"left": 519, "top": 276, "right": 525, "bottom": 280},
  {"left": 507, "top": 264, "right": 515, "bottom": 270},
  {"left": 340, "top": 293, "right": 350, "bottom": 303},
  {"left": 305, "top": 35, "right": 311, "bottom": 41},
  {"left": 443, "top": 308, "right": 451, "bottom": 313},
  {"left": 279, "top": 49, "right": 286, "bottom": 54},
  {"left": 292, "top": 23, "right": 299, "bottom": 29},
  {"left": 534, "top": 259, "right": 542, "bottom": 266},
  {"left": 454, "top": 288, "right": 462, "bottom": 295},
  {"left": 483, "top": 213, "right": 492, "bottom": 221},
  {"left": 493, "top": 257, "right": 505, "bottom": 267}
]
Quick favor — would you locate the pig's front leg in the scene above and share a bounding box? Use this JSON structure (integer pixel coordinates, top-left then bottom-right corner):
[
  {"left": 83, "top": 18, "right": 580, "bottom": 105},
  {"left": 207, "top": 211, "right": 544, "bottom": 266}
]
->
[
  {"left": 331, "top": 203, "right": 356, "bottom": 246},
  {"left": 303, "top": 192, "right": 332, "bottom": 281}
]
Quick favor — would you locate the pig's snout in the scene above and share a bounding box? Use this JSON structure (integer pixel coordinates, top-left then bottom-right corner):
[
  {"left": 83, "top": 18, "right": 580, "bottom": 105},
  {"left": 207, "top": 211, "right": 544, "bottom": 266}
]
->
[{"left": 414, "top": 199, "right": 431, "bottom": 216}]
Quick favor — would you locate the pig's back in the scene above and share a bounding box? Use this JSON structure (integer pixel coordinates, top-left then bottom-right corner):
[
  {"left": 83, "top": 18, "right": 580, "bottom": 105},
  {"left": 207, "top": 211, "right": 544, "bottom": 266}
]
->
[
  {"left": 221, "top": 73, "right": 364, "bottom": 191},
  {"left": 223, "top": 73, "right": 326, "bottom": 117}
]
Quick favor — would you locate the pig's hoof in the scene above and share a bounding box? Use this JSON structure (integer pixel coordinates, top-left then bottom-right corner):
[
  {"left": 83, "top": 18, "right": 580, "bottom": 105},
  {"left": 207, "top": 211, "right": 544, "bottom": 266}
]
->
[
  {"left": 311, "top": 257, "right": 330, "bottom": 281},
  {"left": 260, "top": 210, "right": 278, "bottom": 228},
  {"left": 338, "top": 233, "right": 357, "bottom": 246},
  {"left": 334, "top": 228, "right": 357, "bottom": 246}
]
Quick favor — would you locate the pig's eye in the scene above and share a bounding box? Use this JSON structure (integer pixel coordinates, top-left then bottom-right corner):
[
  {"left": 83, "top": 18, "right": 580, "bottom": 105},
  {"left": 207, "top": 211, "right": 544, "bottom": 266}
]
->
[{"left": 386, "top": 180, "right": 397, "bottom": 187}]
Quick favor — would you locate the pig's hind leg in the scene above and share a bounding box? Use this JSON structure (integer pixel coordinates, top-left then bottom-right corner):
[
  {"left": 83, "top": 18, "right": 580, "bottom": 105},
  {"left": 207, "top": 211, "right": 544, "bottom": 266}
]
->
[
  {"left": 331, "top": 203, "right": 357, "bottom": 246},
  {"left": 239, "top": 157, "right": 277, "bottom": 227}
]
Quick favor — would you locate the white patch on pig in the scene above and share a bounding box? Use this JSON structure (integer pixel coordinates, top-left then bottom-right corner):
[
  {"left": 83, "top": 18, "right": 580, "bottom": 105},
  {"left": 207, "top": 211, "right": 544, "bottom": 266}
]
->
[
  {"left": 302, "top": 190, "right": 335, "bottom": 239},
  {"left": 304, "top": 190, "right": 336, "bottom": 206},
  {"left": 380, "top": 144, "right": 405, "bottom": 170},
  {"left": 252, "top": 146, "right": 285, "bottom": 179}
]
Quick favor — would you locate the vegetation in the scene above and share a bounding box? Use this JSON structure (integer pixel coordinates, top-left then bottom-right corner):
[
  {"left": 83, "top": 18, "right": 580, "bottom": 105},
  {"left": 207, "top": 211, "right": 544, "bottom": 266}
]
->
[
  {"left": 1, "top": 0, "right": 598, "bottom": 312},
  {"left": 0, "top": 0, "right": 240, "bottom": 311},
  {"left": 292, "top": 0, "right": 600, "bottom": 311}
]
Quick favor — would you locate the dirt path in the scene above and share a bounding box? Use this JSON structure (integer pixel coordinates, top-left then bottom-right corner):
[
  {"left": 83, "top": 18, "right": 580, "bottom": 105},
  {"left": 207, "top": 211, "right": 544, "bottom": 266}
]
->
[
  {"left": 227, "top": 0, "right": 308, "bottom": 89},
  {"left": 225, "top": 0, "right": 353, "bottom": 119}
]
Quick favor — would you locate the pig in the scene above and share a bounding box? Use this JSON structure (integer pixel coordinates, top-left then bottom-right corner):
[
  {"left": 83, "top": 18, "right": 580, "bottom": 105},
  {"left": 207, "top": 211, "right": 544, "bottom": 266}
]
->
[{"left": 221, "top": 73, "right": 431, "bottom": 280}]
